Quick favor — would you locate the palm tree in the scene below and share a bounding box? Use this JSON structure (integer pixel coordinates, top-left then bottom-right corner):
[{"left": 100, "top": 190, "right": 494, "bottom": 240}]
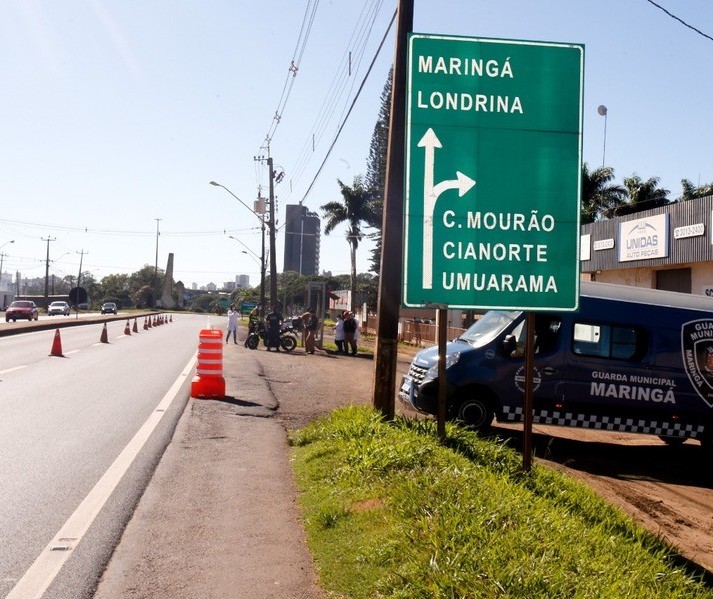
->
[
  {"left": 321, "top": 176, "right": 374, "bottom": 312},
  {"left": 617, "top": 174, "right": 670, "bottom": 216},
  {"left": 580, "top": 163, "right": 627, "bottom": 223},
  {"left": 678, "top": 179, "right": 713, "bottom": 202}
]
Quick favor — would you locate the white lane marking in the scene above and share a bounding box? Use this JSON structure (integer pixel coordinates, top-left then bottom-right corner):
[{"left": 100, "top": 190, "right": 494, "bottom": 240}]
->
[
  {"left": 0, "top": 365, "right": 28, "bottom": 375},
  {"left": 64, "top": 350, "right": 81, "bottom": 356},
  {"left": 7, "top": 354, "right": 198, "bottom": 599}
]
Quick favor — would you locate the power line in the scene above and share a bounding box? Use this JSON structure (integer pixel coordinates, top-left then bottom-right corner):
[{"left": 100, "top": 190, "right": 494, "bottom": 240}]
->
[
  {"left": 645, "top": 0, "right": 713, "bottom": 42},
  {"left": 295, "top": 8, "right": 396, "bottom": 209},
  {"left": 263, "top": 0, "right": 321, "bottom": 149},
  {"left": 272, "top": 7, "right": 395, "bottom": 245},
  {"left": 0, "top": 217, "right": 258, "bottom": 238},
  {"left": 286, "top": 0, "right": 386, "bottom": 197}
]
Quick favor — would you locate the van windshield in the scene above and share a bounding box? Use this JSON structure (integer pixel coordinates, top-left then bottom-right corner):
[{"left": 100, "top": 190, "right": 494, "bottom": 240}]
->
[{"left": 459, "top": 310, "right": 521, "bottom": 347}]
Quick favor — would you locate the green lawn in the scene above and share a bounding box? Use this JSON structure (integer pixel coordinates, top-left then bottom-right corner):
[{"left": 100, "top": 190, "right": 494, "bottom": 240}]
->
[{"left": 291, "top": 406, "right": 712, "bottom": 598}]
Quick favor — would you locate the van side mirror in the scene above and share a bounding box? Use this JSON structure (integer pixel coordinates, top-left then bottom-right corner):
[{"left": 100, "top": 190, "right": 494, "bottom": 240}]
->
[{"left": 502, "top": 334, "right": 516, "bottom": 356}]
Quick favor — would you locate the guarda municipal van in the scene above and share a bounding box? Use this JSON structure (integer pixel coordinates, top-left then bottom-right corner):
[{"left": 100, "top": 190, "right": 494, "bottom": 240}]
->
[{"left": 399, "top": 281, "right": 713, "bottom": 448}]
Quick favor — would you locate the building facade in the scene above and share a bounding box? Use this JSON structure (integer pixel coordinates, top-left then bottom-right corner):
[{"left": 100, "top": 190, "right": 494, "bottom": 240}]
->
[
  {"left": 580, "top": 195, "right": 713, "bottom": 296},
  {"left": 283, "top": 204, "right": 320, "bottom": 275}
]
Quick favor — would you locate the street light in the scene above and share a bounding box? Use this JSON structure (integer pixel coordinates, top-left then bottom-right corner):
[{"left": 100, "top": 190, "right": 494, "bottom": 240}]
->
[
  {"left": 241, "top": 251, "right": 264, "bottom": 269},
  {"left": 228, "top": 235, "right": 260, "bottom": 263},
  {"left": 597, "top": 105, "right": 608, "bottom": 167},
  {"left": 211, "top": 181, "right": 266, "bottom": 315}
]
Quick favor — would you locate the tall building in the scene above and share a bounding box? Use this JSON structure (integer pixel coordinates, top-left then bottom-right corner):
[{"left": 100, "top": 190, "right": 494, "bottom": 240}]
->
[
  {"left": 236, "top": 274, "right": 250, "bottom": 289},
  {"left": 283, "top": 204, "right": 320, "bottom": 275}
]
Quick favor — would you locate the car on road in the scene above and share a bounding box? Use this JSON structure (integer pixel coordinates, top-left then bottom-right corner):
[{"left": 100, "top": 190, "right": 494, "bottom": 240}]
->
[
  {"left": 101, "top": 302, "right": 118, "bottom": 314},
  {"left": 48, "top": 301, "right": 71, "bottom": 316},
  {"left": 5, "top": 300, "right": 39, "bottom": 322}
]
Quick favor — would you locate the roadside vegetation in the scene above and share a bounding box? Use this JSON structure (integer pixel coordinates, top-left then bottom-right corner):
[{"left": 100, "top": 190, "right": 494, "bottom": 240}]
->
[{"left": 291, "top": 406, "right": 712, "bottom": 598}]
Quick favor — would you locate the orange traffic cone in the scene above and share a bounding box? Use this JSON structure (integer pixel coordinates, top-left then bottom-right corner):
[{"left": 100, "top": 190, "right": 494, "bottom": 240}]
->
[
  {"left": 124, "top": 320, "right": 131, "bottom": 335},
  {"left": 133, "top": 318, "right": 139, "bottom": 333},
  {"left": 100, "top": 323, "right": 109, "bottom": 343},
  {"left": 169, "top": 315, "right": 173, "bottom": 322},
  {"left": 143, "top": 317, "right": 148, "bottom": 330},
  {"left": 153, "top": 316, "right": 157, "bottom": 327},
  {"left": 49, "top": 329, "right": 64, "bottom": 357}
]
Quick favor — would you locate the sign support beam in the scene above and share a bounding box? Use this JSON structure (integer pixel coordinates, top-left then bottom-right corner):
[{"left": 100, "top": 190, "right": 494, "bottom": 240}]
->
[{"left": 372, "top": 0, "right": 413, "bottom": 419}]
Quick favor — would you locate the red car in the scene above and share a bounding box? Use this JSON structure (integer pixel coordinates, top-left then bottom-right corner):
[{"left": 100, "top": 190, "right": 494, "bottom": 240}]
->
[{"left": 5, "top": 300, "right": 39, "bottom": 322}]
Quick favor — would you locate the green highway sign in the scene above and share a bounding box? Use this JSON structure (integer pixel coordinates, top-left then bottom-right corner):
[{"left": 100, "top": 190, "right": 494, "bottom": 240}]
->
[{"left": 403, "top": 34, "right": 583, "bottom": 310}]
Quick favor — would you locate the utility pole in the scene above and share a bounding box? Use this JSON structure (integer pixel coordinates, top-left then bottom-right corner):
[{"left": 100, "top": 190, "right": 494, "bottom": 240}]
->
[
  {"left": 253, "top": 153, "right": 279, "bottom": 309},
  {"left": 75, "top": 249, "right": 87, "bottom": 318},
  {"left": 76, "top": 249, "right": 87, "bottom": 289},
  {"left": 42, "top": 236, "right": 56, "bottom": 307},
  {"left": 154, "top": 218, "right": 162, "bottom": 308},
  {"left": 256, "top": 194, "right": 267, "bottom": 316},
  {"left": 372, "top": 0, "right": 413, "bottom": 419},
  {"left": 267, "top": 157, "right": 278, "bottom": 308},
  {"left": 0, "top": 253, "right": 8, "bottom": 289}
]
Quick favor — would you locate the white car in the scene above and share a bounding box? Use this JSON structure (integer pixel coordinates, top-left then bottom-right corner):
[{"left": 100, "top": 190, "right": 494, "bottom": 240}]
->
[{"left": 48, "top": 301, "right": 71, "bottom": 316}]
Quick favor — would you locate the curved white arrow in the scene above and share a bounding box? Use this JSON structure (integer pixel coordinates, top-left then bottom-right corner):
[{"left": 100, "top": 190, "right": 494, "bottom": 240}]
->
[{"left": 418, "top": 128, "right": 476, "bottom": 289}]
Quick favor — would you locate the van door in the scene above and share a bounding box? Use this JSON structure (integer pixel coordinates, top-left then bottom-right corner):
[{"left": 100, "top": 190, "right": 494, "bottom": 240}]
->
[
  {"left": 494, "top": 313, "right": 566, "bottom": 422},
  {"left": 563, "top": 319, "right": 656, "bottom": 417}
]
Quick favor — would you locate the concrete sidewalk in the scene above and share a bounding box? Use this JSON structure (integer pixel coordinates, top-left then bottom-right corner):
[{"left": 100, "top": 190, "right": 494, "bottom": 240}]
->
[{"left": 93, "top": 341, "right": 323, "bottom": 599}]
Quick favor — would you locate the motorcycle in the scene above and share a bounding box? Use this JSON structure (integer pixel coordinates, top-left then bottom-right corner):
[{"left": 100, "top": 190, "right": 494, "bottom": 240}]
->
[{"left": 246, "top": 320, "right": 297, "bottom": 352}]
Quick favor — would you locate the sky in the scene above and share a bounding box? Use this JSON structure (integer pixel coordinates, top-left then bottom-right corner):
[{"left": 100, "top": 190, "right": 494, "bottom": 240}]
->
[{"left": 1, "top": 0, "right": 712, "bottom": 291}]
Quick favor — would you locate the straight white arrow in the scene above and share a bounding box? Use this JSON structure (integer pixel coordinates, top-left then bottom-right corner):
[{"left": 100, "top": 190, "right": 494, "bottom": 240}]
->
[{"left": 418, "top": 128, "right": 476, "bottom": 289}]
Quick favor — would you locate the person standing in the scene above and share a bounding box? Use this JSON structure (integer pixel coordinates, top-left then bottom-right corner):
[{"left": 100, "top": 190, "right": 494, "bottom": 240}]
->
[
  {"left": 265, "top": 305, "right": 283, "bottom": 351},
  {"left": 343, "top": 311, "right": 358, "bottom": 356},
  {"left": 226, "top": 304, "right": 239, "bottom": 344},
  {"left": 303, "top": 310, "right": 318, "bottom": 354},
  {"left": 333, "top": 312, "right": 345, "bottom": 354}
]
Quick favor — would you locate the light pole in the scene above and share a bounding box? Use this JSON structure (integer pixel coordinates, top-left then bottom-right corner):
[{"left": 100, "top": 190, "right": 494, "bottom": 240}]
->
[
  {"left": 210, "top": 181, "right": 267, "bottom": 316},
  {"left": 227, "top": 235, "right": 265, "bottom": 299},
  {"left": 598, "top": 105, "right": 608, "bottom": 167},
  {"left": 0, "top": 240, "right": 14, "bottom": 290}
]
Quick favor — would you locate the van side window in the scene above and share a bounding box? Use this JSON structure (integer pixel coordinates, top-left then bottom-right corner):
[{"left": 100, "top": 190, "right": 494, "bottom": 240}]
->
[
  {"left": 507, "top": 315, "right": 561, "bottom": 358},
  {"left": 572, "top": 322, "right": 642, "bottom": 360}
]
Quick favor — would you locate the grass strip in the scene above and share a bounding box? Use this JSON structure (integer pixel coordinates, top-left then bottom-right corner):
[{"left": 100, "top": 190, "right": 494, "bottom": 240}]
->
[{"left": 291, "top": 406, "right": 713, "bottom": 598}]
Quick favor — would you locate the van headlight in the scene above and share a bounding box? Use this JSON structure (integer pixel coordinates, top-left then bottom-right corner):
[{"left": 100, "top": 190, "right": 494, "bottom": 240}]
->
[{"left": 425, "top": 352, "right": 461, "bottom": 380}]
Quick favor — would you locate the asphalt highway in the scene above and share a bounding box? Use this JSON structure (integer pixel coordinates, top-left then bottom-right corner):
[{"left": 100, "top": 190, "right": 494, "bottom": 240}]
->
[{"left": 0, "top": 314, "right": 210, "bottom": 598}]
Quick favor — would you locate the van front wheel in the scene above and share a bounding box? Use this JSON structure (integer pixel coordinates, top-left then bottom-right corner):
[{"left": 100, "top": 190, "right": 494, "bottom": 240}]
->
[{"left": 457, "top": 398, "right": 493, "bottom": 432}]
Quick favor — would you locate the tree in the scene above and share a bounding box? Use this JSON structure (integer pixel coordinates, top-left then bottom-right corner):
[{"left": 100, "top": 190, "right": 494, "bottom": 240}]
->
[
  {"left": 132, "top": 285, "right": 155, "bottom": 309},
  {"left": 678, "top": 179, "right": 713, "bottom": 202},
  {"left": 364, "top": 69, "right": 393, "bottom": 274},
  {"left": 189, "top": 292, "right": 220, "bottom": 313},
  {"left": 129, "top": 265, "right": 165, "bottom": 307},
  {"left": 617, "top": 174, "right": 670, "bottom": 216},
  {"left": 100, "top": 273, "right": 131, "bottom": 306},
  {"left": 580, "top": 163, "right": 627, "bottom": 223},
  {"left": 321, "top": 176, "right": 375, "bottom": 312}
]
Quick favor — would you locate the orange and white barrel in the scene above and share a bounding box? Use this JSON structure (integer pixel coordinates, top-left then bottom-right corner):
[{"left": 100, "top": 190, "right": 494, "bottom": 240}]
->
[{"left": 190, "top": 328, "right": 225, "bottom": 399}]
